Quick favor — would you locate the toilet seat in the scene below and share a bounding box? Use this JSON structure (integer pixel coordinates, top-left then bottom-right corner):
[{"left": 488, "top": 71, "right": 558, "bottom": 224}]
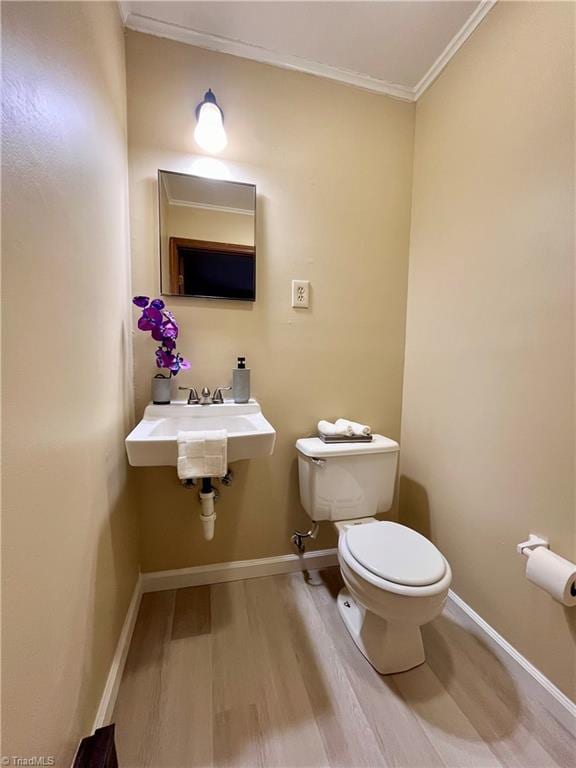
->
[
  {"left": 346, "top": 521, "right": 446, "bottom": 586},
  {"left": 339, "top": 522, "right": 451, "bottom": 598}
]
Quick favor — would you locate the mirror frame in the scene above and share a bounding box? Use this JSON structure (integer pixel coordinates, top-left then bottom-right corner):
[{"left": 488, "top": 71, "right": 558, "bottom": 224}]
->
[{"left": 157, "top": 169, "right": 257, "bottom": 301}]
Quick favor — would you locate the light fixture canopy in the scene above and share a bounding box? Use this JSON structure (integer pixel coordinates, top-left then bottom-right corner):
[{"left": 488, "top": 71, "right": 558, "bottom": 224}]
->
[{"left": 194, "top": 88, "right": 228, "bottom": 154}]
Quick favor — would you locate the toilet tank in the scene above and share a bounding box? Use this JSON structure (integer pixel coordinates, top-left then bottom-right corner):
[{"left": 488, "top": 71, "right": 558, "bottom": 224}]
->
[{"left": 295, "top": 436, "right": 400, "bottom": 522}]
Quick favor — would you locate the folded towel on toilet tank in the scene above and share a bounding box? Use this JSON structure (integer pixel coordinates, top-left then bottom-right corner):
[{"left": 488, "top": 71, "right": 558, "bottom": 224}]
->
[
  {"left": 317, "top": 419, "right": 352, "bottom": 437},
  {"left": 336, "top": 419, "right": 372, "bottom": 437},
  {"left": 317, "top": 419, "right": 372, "bottom": 437}
]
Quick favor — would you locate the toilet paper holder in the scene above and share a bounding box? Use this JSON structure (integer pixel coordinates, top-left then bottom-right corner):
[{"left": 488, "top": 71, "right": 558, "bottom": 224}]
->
[{"left": 516, "top": 534, "right": 550, "bottom": 557}]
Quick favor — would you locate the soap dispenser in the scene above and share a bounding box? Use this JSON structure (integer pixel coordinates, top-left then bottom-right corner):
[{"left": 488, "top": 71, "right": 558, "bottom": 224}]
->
[{"left": 233, "top": 356, "right": 250, "bottom": 403}]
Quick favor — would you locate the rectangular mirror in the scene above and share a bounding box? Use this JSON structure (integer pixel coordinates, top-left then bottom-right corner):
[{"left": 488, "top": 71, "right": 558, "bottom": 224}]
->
[{"left": 159, "top": 170, "right": 256, "bottom": 300}]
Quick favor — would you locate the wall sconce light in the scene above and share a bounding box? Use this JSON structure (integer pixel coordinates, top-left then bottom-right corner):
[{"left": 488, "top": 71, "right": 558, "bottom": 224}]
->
[{"left": 194, "top": 88, "right": 228, "bottom": 154}]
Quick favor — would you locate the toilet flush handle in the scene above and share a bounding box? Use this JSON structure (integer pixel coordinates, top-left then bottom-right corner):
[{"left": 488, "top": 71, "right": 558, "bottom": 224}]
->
[{"left": 311, "top": 457, "right": 326, "bottom": 467}]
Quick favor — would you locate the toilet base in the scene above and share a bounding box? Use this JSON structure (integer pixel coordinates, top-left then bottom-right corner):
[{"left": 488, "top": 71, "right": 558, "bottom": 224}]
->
[{"left": 337, "top": 588, "right": 426, "bottom": 674}]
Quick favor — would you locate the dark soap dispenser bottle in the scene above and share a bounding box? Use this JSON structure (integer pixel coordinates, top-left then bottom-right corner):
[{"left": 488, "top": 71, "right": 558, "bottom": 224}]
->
[{"left": 233, "top": 356, "right": 250, "bottom": 403}]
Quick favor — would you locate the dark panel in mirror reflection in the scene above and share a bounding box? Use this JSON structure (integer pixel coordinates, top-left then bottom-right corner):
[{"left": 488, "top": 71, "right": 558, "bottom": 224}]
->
[{"left": 159, "top": 170, "right": 256, "bottom": 301}]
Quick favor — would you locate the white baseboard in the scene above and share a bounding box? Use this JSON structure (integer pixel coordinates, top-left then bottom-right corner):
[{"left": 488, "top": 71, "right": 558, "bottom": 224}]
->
[
  {"left": 92, "top": 575, "right": 142, "bottom": 730},
  {"left": 140, "top": 547, "right": 339, "bottom": 592},
  {"left": 447, "top": 589, "right": 576, "bottom": 736}
]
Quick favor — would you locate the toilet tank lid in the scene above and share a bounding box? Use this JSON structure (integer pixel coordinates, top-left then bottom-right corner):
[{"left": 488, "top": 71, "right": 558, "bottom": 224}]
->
[
  {"left": 295, "top": 435, "right": 399, "bottom": 458},
  {"left": 346, "top": 521, "right": 447, "bottom": 586}
]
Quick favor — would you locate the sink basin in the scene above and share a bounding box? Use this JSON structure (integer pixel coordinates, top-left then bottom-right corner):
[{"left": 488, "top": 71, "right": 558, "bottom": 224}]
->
[{"left": 125, "top": 399, "right": 276, "bottom": 467}]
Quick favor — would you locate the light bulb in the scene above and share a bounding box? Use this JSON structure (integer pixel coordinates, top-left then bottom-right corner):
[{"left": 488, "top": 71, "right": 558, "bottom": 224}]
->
[{"left": 194, "top": 101, "right": 228, "bottom": 154}]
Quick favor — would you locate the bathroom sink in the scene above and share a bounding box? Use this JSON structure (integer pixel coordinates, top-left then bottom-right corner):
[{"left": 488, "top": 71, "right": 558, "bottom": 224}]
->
[{"left": 125, "top": 399, "right": 276, "bottom": 467}]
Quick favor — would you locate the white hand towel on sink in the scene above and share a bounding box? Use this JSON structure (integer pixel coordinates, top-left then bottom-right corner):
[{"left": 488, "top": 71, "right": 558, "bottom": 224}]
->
[
  {"left": 177, "top": 429, "right": 227, "bottom": 479},
  {"left": 317, "top": 419, "right": 354, "bottom": 437},
  {"left": 336, "top": 418, "right": 372, "bottom": 437}
]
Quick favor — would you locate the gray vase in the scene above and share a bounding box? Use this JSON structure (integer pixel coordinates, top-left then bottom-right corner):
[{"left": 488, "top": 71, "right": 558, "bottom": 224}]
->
[{"left": 152, "top": 375, "right": 172, "bottom": 404}]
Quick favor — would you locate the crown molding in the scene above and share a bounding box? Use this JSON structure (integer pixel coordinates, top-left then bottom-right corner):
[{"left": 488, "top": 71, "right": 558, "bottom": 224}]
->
[
  {"left": 117, "top": 1, "right": 130, "bottom": 25},
  {"left": 169, "top": 199, "right": 255, "bottom": 216},
  {"left": 123, "top": 12, "right": 415, "bottom": 102},
  {"left": 414, "top": 0, "right": 497, "bottom": 99},
  {"left": 123, "top": 0, "right": 498, "bottom": 104}
]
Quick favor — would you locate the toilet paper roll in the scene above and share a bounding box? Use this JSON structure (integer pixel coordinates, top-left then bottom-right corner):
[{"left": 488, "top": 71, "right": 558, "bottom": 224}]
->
[{"left": 525, "top": 547, "right": 576, "bottom": 607}]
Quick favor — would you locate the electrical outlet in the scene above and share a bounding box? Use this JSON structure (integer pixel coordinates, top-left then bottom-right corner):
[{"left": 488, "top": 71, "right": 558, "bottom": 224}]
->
[{"left": 291, "top": 280, "right": 310, "bottom": 308}]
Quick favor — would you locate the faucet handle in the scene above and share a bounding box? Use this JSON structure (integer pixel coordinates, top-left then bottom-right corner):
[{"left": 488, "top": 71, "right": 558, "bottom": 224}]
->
[
  {"left": 212, "top": 386, "right": 232, "bottom": 404},
  {"left": 178, "top": 386, "right": 199, "bottom": 404}
]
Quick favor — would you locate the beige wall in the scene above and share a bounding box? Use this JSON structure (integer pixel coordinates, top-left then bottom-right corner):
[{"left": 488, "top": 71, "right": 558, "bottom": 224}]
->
[
  {"left": 126, "top": 31, "right": 415, "bottom": 571},
  {"left": 401, "top": 1, "right": 575, "bottom": 698},
  {"left": 2, "top": 2, "right": 138, "bottom": 761}
]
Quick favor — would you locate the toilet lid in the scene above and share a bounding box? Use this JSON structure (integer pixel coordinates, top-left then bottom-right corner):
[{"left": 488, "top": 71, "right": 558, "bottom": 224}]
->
[{"left": 345, "top": 521, "right": 446, "bottom": 586}]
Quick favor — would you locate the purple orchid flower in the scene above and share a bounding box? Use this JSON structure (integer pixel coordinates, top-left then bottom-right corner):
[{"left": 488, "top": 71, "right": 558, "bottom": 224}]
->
[
  {"left": 156, "top": 348, "right": 176, "bottom": 368},
  {"left": 137, "top": 315, "right": 154, "bottom": 332},
  {"left": 145, "top": 306, "right": 163, "bottom": 323},
  {"left": 151, "top": 325, "right": 166, "bottom": 342},
  {"left": 161, "top": 321, "right": 178, "bottom": 340},
  {"left": 134, "top": 296, "right": 190, "bottom": 378},
  {"left": 150, "top": 319, "right": 178, "bottom": 342},
  {"left": 137, "top": 306, "right": 162, "bottom": 332}
]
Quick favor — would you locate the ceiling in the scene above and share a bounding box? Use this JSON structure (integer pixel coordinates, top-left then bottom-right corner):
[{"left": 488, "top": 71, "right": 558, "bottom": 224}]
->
[
  {"left": 120, "top": 1, "right": 496, "bottom": 101},
  {"left": 161, "top": 171, "right": 255, "bottom": 212}
]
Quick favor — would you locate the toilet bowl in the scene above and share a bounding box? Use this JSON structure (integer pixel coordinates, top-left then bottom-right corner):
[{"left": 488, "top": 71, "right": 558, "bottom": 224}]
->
[
  {"left": 296, "top": 436, "right": 452, "bottom": 674},
  {"left": 338, "top": 519, "right": 451, "bottom": 673}
]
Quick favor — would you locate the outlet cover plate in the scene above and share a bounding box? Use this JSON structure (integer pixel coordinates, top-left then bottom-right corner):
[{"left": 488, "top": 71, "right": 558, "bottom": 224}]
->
[{"left": 292, "top": 280, "right": 310, "bottom": 308}]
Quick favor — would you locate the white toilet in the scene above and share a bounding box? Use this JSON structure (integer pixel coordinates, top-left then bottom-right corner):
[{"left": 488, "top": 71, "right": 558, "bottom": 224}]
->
[{"left": 296, "top": 435, "right": 452, "bottom": 674}]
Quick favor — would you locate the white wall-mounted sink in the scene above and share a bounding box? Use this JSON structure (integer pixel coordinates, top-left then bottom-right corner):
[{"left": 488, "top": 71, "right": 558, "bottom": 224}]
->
[{"left": 125, "top": 399, "right": 276, "bottom": 467}]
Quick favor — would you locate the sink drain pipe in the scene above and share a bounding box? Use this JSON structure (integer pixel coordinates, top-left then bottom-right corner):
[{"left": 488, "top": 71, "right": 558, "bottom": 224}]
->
[
  {"left": 181, "top": 473, "right": 234, "bottom": 541},
  {"left": 199, "top": 477, "right": 217, "bottom": 541}
]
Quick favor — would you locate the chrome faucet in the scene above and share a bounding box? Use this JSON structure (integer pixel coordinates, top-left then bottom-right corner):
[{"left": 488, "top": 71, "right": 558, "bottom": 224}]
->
[
  {"left": 178, "top": 386, "right": 199, "bottom": 405},
  {"left": 199, "top": 386, "right": 212, "bottom": 405},
  {"left": 180, "top": 385, "right": 232, "bottom": 405}
]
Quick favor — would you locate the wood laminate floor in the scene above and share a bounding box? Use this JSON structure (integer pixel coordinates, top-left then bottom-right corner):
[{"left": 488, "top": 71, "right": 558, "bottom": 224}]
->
[{"left": 113, "top": 568, "right": 575, "bottom": 768}]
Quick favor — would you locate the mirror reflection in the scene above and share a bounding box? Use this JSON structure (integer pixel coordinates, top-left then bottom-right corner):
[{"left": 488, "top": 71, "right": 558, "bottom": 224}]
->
[{"left": 159, "top": 170, "right": 256, "bottom": 300}]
